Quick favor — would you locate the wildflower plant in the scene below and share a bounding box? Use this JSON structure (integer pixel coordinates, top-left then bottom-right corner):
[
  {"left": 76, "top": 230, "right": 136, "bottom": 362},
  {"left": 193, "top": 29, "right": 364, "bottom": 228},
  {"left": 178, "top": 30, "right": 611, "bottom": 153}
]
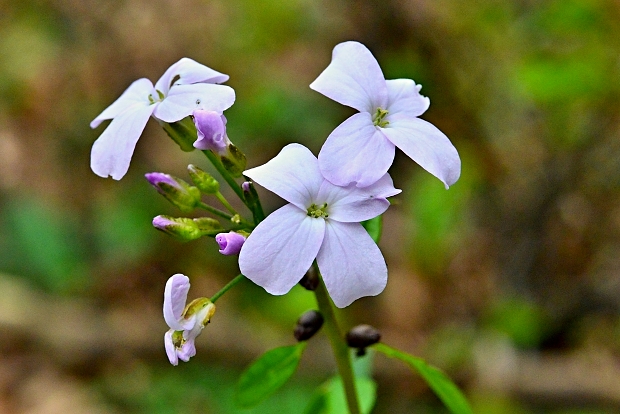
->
[{"left": 90, "top": 41, "right": 471, "bottom": 413}]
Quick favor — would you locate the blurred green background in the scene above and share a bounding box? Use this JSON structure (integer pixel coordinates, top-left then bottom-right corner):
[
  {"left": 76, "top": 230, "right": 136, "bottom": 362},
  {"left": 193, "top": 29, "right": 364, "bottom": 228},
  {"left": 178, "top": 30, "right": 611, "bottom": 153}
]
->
[{"left": 1, "top": 0, "right": 620, "bottom": 413}]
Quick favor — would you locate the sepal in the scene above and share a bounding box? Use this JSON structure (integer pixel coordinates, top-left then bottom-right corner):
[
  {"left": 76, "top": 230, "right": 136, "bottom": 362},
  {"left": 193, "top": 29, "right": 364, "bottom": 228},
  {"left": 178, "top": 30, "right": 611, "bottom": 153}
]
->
[{"left": 221, "top": 143, "right": 247, "bottom": 178}]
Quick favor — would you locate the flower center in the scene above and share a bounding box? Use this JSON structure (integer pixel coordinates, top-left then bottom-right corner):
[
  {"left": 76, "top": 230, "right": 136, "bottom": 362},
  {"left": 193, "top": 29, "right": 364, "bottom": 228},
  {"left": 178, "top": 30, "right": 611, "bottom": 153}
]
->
[
  {"left": 307, "top": 203, "right": 329, "bottom": 219},
  {"left": 148, "top": 89, "right": 166, "bottom": 104},
  {"left": 171, "top": 330, "right": 185, "bottom": 349},
  {"left": 372, "top": 107, "right": 389, "bottom": 127}
]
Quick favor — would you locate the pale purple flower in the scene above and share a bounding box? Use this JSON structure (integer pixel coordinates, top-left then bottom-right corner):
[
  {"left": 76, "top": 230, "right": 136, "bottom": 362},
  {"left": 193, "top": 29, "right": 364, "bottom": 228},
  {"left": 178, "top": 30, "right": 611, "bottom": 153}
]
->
[
  {"left": 215, "top": 231, "right": 246, "bottom": 255},
  {"left": 163, "top": 274, "right": 216, "bottom": 365},
  {"left": 192, "top": 110, "right": 229, "bottom": 154},
  {"left": 90, "top": 58, "right": 235, "bottom": 180},
  {"left": 238, "top": 144, "right": 401, "bottom": 308},
  {"left": 310, "top": 41, "right": 461, "bottom": 189}
]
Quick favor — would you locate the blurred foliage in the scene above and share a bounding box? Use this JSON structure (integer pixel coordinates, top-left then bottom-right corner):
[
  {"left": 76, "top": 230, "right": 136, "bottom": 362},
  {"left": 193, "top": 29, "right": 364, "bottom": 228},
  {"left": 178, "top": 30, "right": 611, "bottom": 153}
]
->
[{"left": 2, "top": 0, "right": 620, "bottom": 412}]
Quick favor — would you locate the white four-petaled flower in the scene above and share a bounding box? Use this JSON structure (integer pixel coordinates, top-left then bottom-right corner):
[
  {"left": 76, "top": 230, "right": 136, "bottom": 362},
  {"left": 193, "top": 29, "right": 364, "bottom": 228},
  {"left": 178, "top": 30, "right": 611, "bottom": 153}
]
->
[
  {"left": 238, "top": 144, "right": 401, "bottom": 308},
  {"left": 310, "top": 41, "right": 461, "bottom": 189},
  {"left": 163, "top": 274, "right": 215, "bottom": 366},
  {"left": 90, "top": 58, "right": 235, "bottom": 180}
]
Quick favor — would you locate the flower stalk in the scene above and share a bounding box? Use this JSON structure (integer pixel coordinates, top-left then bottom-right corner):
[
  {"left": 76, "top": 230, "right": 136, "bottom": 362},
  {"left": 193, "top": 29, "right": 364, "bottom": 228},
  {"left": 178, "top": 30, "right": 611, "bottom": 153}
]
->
[
  {"left": 210, "top": 273, "right": 246, "bottom": 303},
  {"left": 313, "top": 266, "right": 361, "bottom": 414}
]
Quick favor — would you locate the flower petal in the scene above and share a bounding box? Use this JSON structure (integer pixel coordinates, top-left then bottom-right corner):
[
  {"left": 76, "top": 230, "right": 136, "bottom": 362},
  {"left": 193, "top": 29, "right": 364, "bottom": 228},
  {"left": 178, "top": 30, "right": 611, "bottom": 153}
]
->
[
  {"left": 153, "top": 83, "right": 235, "bottom": 123},
  {"left": 176, "top": 338, "right": 197, "bottom": 362},
  {"left": 192, "top": 110, "right": 228, "bottom": 153},
  {"left": 359, "top": 173, "right": 402, "bottom": 198},
  {"left": 386, "top": 79, "right": 430, "bottom": 118},
  {"left": 319, "top": 174, "right": 401, "bottom": 223},
  {"left": 382, "top": 117, "right": 461, "bottom": 188},
  {"left": 317, "top": 221, "right": 387, "bottom": 308},
  {"left": 243, "top": 144, "right": 323, "bottom": 209},
  {"left": 155, "top": 57, "right": 229, "bottom": 95},
  {"left": 318, "top": 113, "right": 396, "bottom": 188},
  {"left": 90, "top": 102, "right": 155, "bottom": 180},
  {"left": 310, "top": 41, "right": 388, "bottom": 113},
  {"left": 164, "top": 330, "right": 179, "bottom": 366},
  {"left": 239, "top": 204, "right": 325, "bottom": 295},
  {"left": 90, "top": 78, "right": 154, "bottom": 128},
  {"left": 163, "top": 274, "right": 194, "bottom": 331}
]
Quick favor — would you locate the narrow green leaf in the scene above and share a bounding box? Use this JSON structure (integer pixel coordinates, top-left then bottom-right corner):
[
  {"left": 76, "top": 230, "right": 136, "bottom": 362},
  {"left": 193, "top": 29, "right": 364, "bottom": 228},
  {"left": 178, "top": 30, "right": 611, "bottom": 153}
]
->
[
  {"left": 373, "top": 343, "right": 472, "bottom": 414},
  {"left": 304, "top": 376, "right": 377, "bottom": 414},
  {"left": 235, "top": 342, "right": 306, "bottom": 408},
  {"left": 361, "top": 215, "right": 382, "bottom": 243}
]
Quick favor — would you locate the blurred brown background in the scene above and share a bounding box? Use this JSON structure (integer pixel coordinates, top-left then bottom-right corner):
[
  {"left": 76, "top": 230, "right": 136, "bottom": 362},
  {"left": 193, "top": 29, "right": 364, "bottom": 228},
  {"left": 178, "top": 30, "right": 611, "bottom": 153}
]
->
[{"left": 1, "top": 0, "right": 620, "bottom": 412}]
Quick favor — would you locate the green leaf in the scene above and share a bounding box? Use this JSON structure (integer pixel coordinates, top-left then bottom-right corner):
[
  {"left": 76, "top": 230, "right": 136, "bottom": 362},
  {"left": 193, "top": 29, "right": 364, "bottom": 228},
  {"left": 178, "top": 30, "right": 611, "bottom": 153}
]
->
[
  {"left": 235, "top": 342, "right": 306, "bottom": 408},
  {"left": 361, "top": 215, "right": 382, "bottom": 243},
  {"left": 304, "top": 376, "right": 377, "bottom": 414},
  {"left": 373, "top": 343, "right": 472, "bottom": 414}
]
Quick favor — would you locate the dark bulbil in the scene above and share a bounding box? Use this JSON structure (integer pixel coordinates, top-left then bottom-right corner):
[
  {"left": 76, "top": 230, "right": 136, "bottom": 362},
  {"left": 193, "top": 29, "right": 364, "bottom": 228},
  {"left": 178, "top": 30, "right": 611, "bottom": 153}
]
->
[
  {"left": 346, "top": 324, "right": 381, "bottom": 356},
  {"left": 299, "top": 266, "right": 319, "bottom": 291},
  {"left": 294, "top": 310, "right": 324, "bottom": 341}
]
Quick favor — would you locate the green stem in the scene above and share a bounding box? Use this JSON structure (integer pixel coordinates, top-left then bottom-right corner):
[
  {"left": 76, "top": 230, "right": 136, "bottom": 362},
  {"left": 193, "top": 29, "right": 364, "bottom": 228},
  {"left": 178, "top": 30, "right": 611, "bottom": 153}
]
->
[
  {"left": 202, "top": 150, "right": 247, "bottom": 208},
  {"left": 215, "top": 191, "right": 238, "bottom": 215},
  {"left": 210, "top": 274, "right": 245, "bottom": 303},
  {"left": 160, "top": 119, "right": 265, "bottom": 225},
  {"left": 314, "top": 269, "right": 361, "bottom": 414},
  {"left": 197, "top": 202, "right": 236, "bottom": 221},
  {"left": 197, "top": 202, "right": 253, "bottom": 229}
]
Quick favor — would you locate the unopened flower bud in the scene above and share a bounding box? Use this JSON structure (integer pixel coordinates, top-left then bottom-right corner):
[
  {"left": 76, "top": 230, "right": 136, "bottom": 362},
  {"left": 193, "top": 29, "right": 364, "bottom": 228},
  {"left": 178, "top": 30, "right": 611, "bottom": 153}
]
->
[
  {"left": 299, "top": 266, "right": 319, "bottom": 291},
  {"left": 187, "top": 164, "right": 220, "bottom": 194},
  {"left": 153, "top": 215, "right": 222, "bottom": 240},
  {"left": 294, "top": 310, "right": 324, "bottom": 341},
  {"left": 145, "top": 172, "right": 201, "bottom": 213},
  {"left": 192, "top": 110, "right": 229, "bottom": 154},
  {"left": 215, "top": 231, "right": 246, "bottom": 255},
  {"left": 193, "top": 217, "right": 223, "bottom": 234},
  {"left": 346, "top": 324, "right": 381, "bottom": 356},
  {"left": 153, "top": 215, "right": 201, "bottom": 240},
  {"left": 192, "top": 110, "right": 246, "bottom": 177}
]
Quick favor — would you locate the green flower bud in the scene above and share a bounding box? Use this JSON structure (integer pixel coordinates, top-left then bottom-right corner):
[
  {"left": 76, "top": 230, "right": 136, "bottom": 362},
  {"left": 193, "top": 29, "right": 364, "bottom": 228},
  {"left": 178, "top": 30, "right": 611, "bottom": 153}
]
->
[
  {"left": 145, "top": 172, "right": 202, "bottom": 213},
  {"left": 188, "top": 164, "right": 220, "bottom": 194},
  {"left": 153, "top": 215, "right": 223, "bottom": 240}
]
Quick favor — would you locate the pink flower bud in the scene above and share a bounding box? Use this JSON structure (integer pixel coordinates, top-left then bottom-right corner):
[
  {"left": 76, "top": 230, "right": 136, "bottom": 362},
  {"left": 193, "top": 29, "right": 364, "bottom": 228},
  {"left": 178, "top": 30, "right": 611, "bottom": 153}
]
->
[
  {"left": 215, "top": 231, "right": 246, "bottom": 255},
  {"left": 145, "top": 172, "right": 201, "bottom": 213},
  {"left": 192, "top": 110, "right": 229, "bottom": 154}
]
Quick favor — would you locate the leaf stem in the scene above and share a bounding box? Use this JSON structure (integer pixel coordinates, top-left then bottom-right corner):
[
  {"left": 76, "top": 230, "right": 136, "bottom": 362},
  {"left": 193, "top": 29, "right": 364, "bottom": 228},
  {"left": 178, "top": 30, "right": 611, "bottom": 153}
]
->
[
  {"left": 202, "top": 150, "right": 248, "bottom": 207},
  {"left": 197, "top": 201, "right": 236, "bottom": 221},
  {"left": 313, "top": 268, "right": 361, "bottom": 414},
  {"left": 210, "top": 274, "right": 246, "bottom": 303},
  {"left": 215, "top": 191, "right": 238, "bottom": 215}
]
